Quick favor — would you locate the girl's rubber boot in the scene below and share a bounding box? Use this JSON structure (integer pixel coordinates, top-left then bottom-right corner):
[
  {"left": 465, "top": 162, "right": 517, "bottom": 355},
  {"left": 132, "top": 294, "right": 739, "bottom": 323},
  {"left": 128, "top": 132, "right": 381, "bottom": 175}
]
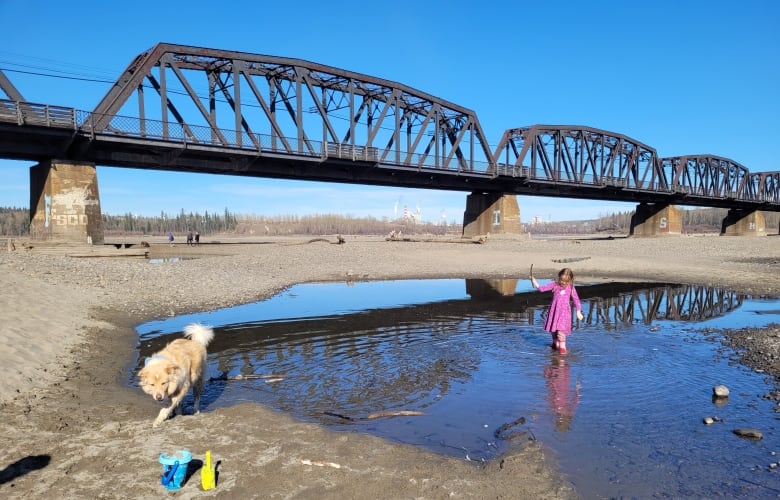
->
[{"left": 557, "top": 333, "right": 567, "bottom": 354}]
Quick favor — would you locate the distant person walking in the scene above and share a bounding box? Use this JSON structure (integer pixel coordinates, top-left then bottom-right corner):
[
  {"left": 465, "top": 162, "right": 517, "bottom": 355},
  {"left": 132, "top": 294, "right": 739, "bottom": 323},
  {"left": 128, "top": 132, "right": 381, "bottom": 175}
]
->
[
  {"left": 531, "top": 267, "right": 584, "bottom": 355},
  {"left": 187, "top": 230, "right": 194, "bottom": 246},
  {"left": 194, "top": 231, "right": 200, "bottom": 245},
  {"left": 168, "top": 231, "right": 175, "bottom": 246}
]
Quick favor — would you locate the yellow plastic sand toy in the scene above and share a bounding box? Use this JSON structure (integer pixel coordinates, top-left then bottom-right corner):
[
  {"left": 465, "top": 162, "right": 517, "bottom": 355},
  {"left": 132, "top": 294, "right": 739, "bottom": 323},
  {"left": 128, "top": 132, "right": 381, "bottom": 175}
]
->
[{"left": 201, "top": 450, "right": 216, "bottom": 490}]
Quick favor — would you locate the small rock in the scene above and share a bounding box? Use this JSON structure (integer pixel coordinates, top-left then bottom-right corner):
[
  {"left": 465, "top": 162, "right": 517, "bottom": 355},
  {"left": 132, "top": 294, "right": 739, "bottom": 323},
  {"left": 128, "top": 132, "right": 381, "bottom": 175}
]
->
[
  {"left": 703, "top": 417, "right": 714, "bottom": 425},
  {"left": 733, "top": 428, "right": 763, "bottom": 440},
  {"left": 713, "top": 385, "right": 729, "bottom": 398}
]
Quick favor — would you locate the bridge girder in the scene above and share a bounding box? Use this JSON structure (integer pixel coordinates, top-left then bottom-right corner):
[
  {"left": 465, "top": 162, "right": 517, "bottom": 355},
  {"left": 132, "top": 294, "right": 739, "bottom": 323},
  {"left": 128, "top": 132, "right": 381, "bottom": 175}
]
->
[
  {"left": 88, "top": 43, "right": 494, "bottom": 173},
  {"left": 493, "top": 125, "right": 663, "bottom": 190},
  {"left": 756, "top": 171, "right": 780, "bottom": 203},
  {"left": 492, "top": 125, "right": 779, "bottom": 208},
  {"left": 0, "top": 70, "right": 25, "bottom": 102},
  {"left": 661, "top": 155, "right": 753, "bottom": 201}
]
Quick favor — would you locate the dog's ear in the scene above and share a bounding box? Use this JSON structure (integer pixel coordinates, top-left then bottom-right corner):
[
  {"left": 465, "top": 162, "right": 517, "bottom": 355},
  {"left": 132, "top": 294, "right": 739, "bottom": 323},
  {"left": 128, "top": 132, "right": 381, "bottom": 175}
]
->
[{"left": 165, "top": 365, "right": 181, "bottom": 376}]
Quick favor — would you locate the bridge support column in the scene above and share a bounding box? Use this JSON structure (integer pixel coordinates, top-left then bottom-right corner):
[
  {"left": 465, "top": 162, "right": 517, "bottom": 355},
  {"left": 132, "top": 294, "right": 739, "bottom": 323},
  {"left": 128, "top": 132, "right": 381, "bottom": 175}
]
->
[
  {"left": 462, "top": 192, "right": 521, "bottom": 237},
  {"left": 720, "top": 209, "right": 766, "bottom": 236},
  {"left": 629, "top": 203, "right": 681, "bottom": 237},
  {"left": 30, "top": 160, "right": 104, "bottom": 244}
]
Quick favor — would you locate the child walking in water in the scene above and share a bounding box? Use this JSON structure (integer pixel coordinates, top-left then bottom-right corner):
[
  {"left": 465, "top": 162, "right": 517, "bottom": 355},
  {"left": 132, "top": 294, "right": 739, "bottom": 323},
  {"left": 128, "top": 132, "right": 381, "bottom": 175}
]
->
[{"left": 531, "top": 267, "right": 584, "bottom": 354}]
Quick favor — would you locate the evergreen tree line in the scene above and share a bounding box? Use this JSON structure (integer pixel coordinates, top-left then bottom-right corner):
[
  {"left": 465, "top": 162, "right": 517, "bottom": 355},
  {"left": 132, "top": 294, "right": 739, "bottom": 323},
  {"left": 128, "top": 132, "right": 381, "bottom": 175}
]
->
[
  {"left": 102, "top": 209, "right": 239, "bottom": 236},
  {"left": 0, "top": 206, "right": 777, "bottom": 237},
  {"left": 0, "top": 207, "right": 240, "bottom": 237},
  {"left": 0, "top": 206, "right": 29, "bottom": 236}
]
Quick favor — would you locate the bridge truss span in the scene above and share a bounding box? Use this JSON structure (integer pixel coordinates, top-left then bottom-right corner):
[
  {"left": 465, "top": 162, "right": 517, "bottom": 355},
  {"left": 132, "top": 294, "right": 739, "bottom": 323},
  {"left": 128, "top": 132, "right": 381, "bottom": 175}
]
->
[
  {"left": 491, "top": 125, "right": 777, "bottom": 209},
  {"left": 662, "top": 155, "right": 779, "bottom": 204},
  {"left": 493, "top": 125, "right": 664, "bottom": 189},
  {"left": 87, "top": 43, "right": 494, "bottom": 174},
  {"left": 664, "top": 155, "right": 749, "bottom": 200}
]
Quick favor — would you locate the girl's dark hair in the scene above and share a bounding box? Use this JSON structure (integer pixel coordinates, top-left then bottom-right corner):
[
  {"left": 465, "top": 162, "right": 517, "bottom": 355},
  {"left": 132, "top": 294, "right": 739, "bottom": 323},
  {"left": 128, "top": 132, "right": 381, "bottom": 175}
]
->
[{"left": 558, "top": 268, "right": 574, "bottom": 283}]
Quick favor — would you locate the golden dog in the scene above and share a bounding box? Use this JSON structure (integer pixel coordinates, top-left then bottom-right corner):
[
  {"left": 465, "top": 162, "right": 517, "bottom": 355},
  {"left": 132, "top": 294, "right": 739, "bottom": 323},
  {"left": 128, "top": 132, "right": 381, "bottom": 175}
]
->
[{"left": 138, "top": 323, "right": 214, "bottom": 427}]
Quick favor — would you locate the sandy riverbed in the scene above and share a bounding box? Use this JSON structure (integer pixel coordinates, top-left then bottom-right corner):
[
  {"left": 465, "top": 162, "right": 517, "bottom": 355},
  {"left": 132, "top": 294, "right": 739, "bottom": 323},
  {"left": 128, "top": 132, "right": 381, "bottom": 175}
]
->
[{"left": 1, "top": 233, "right": 778, "bottom": 498}]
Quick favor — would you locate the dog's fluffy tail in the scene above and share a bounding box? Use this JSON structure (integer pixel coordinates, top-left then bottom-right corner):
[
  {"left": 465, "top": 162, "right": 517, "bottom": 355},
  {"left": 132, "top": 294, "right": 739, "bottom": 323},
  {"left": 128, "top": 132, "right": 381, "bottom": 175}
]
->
[{"left": 183, "top": 323, "right": 215, "bottom": 347}]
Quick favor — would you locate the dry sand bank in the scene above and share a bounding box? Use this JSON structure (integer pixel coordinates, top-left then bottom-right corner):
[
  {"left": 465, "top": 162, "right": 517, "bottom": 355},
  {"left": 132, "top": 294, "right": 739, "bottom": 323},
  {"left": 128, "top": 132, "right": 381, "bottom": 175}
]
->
[{"left": 1, "top": 233, "right": 778, "bottom": 498}]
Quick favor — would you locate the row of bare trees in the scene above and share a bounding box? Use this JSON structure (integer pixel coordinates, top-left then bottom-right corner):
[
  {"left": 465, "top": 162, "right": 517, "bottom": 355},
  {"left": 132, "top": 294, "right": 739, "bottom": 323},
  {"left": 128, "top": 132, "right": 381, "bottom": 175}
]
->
[
  {"left": 233, "top": 214, "right": 456, "bottom": 236},
  {"left": 0, "top": 206, "right": 777, "bottom": 237}
]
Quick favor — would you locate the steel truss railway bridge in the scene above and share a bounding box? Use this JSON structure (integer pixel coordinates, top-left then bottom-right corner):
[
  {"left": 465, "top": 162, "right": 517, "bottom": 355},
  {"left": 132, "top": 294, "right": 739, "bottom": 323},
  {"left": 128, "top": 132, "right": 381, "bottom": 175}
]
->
[{"left": 0, "top": 43, "right": 777, "bottom": 244}]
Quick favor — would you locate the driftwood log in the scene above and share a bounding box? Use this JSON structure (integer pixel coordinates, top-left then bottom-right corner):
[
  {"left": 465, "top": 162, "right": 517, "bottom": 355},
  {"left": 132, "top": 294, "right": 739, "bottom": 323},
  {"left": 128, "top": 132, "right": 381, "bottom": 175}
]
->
[{"left": 323, "top": 410, "right": 425, "bottom": 421}]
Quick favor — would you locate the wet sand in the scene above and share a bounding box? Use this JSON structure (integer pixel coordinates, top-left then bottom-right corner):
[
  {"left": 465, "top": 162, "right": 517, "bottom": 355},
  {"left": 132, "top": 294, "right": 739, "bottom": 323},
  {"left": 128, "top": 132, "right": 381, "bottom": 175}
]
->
[{"left": 1, "top": 233, "right": 778, "bottom": 498}]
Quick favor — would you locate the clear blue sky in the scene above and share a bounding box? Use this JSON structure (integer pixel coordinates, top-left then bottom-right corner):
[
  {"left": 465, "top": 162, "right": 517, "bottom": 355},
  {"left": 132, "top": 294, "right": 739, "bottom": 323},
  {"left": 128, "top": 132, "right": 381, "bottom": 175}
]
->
[{"left": 0, "top": 0, "right": 777, "bottom": 223}]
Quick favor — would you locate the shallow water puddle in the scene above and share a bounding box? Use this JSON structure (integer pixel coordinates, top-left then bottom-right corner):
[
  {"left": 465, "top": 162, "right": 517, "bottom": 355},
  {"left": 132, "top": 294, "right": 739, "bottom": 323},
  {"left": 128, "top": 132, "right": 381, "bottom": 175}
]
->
[
  {"left": 147, "top": 257, "right": 193, "bottom": 264},
  {"left": 134, "top": 279, "right": 780, "bottom": 498}
]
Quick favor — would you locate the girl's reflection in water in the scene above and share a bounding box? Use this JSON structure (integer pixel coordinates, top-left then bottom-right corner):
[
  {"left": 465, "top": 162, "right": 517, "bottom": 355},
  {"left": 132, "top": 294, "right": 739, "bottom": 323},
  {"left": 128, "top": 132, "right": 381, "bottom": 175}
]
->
[{"left": 544, "top": 356, "right": 580, "bottom": 431}]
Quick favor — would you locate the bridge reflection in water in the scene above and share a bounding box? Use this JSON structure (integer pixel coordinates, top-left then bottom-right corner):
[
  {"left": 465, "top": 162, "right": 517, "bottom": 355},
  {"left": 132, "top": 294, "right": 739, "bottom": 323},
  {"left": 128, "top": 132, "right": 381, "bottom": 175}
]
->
[
  {"left": 135, "top": 281, "right": 745, "bottom": 423},
  {"left": 466, "top": 279, "right": 743, "bottom": 328},
  {"left": 138, "top": 281, "right": 744, "bottom": 361}
]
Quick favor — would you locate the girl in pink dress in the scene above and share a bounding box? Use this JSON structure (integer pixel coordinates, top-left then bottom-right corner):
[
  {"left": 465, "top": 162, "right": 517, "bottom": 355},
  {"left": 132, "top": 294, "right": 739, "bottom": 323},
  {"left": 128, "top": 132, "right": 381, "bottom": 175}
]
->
[{"left": 531, "top": 267, "right": 584, "bottom": 354}]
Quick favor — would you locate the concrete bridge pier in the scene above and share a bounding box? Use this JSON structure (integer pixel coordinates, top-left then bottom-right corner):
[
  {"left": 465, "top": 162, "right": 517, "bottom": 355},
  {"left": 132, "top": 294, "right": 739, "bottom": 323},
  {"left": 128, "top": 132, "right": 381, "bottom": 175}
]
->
[
  {"left": 720, "top": 209, "right": 766, "bottom": 236},
  {"left": 629, "top": 203, "right": 681, "bottom": 237},
  {"left": 462, "top": 192, "right": 521, "bottom": 237},
  {"left": 30, "top": 160, "right": 105, "bottom": 244},
  {"left": 466, "top": 278, "right": 519, "bottom": 298}
]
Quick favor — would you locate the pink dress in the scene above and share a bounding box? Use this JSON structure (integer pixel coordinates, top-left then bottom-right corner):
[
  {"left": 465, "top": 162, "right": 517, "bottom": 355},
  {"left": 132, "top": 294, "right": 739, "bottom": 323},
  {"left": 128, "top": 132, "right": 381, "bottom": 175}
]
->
[{"left": 538, "top": 282, "right": 582, "bottom": 335}]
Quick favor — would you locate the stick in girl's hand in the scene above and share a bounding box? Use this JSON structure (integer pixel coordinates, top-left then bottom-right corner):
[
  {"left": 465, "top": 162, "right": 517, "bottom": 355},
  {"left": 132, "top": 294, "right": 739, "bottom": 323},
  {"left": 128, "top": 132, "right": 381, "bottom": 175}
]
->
[{"left": 530, "top": 264, "right": 534, "bottom": 278}]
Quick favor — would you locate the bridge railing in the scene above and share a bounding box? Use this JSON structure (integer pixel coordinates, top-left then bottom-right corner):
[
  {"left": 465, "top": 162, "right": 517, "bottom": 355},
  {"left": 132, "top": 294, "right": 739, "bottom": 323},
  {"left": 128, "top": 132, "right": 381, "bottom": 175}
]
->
[
  {"left": 493, "top": 163, "right": 675, "bottom": 191},
  {"left": 76, "top": 107, "right": 495, "bottom": 173},
  {"left": 494, "top": 157, "right": 773, "bottom": 204},
  {"left": 327, "top": 143, "right": 379, "bottom": 162},
  {"left": 0, "top": 100, "right": 78, "bottom": 128}
]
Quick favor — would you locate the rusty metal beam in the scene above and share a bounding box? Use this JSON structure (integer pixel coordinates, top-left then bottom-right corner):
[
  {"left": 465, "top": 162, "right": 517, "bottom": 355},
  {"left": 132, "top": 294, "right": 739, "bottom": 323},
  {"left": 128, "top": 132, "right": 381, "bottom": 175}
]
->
[
  {"left": 0, "top": 70, "right": 25, "bottom": 102},
  {"left": 493, "top": 125, "right": 664, "bottom": 190},
  {"left": 87, "top": 43, "right": 493, "bottom": 172},
  {"left": 662, "top": 155, "right": 752, "bottom": 201}
]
